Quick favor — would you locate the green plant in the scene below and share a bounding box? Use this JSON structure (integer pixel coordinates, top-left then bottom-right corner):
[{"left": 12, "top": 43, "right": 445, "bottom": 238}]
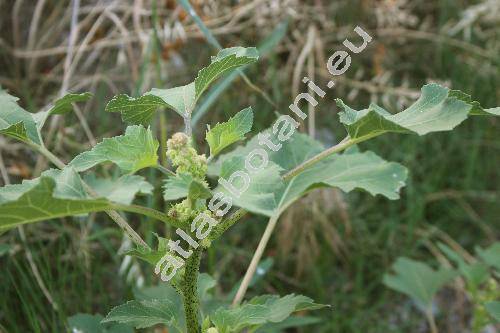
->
[
  {"left": 0, "top": 45, "right": 498, "bottom": 333},
  {"left": 384, "top": 242, "right": 500, "bottom": 333}
]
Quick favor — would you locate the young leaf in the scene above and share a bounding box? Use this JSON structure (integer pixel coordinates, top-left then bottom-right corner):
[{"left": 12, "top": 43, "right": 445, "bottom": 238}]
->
[
  {"left": 336, "top": 83, "right": 499, "bottom": 139},
  {"left": 125, "top": 233, "right": 170, "bottom": 265},
  {"left": 214, "top": 132, "right": 407, "bottom": 217},
  {"left": 68, "top": 313, "right": 133, "bottom": 333},
  {"left": 206, "top": 107, "right": 253, "bottom": 157},
  {"left": 211, "top": 294, "right": 326, "bottom": 333},
  {"left": 194, "top": 47, "right": 259, "bottom": 99},
  {"left": 34, "top": 92, "right": 92, "bottom": 130},
  {"left": 84, "top": 174, "right": 153, "bottom": 205},
  {"left": 485, "top": 301, "right": 500, "bottom": 322},
  {"left": 105, "top": 94, "right": 168, "bottom": 126},
  {"left": 383, "top": 257, "right": 456, "bottom": 307},
  {"left": 102, "top": 299, "right": 177, "bottom": 329},
  {"left": 0, "top": 88, "right": 40, "bottom": 144},
  {"left": 163, "top": 173, "right": 211, "bottom": 201},
  {"left": 69, "top": 125, "right": 159, "bottom": 174},
  {"left": 0, "top": 168, "right": 111, "bottom": 232},
  {"left": 111, "top": 47, "right": 259, "bottom": 122}
]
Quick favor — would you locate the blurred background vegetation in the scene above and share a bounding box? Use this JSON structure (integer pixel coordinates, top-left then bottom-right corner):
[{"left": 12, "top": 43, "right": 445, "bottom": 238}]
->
[{"left": 0, "top": 0, "right": 498, "bottom": 332}]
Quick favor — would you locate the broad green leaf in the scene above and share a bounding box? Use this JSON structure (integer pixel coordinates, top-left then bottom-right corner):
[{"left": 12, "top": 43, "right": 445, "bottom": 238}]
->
[
  {"left": 485, "top": 301, "right": 500, "bottom": 322},
  {"left": 336, "top": 84, "right": 499, "bottom": 140},
  {"left": 0, "top": 168, "right": 112, "bottom": 232},
  {"left": 475, "top": 242, "right": 500, "bottom": 270},
  {"left": 85, "top": 174, "right": 153, "bottom": 205},
  {"left": 163, "top": 173, "right": 211, "bottom": 201},
  {"left": 383, "top": 257, "right": 456, "bottom": 306},
  {"left": 206, "top": 107, "right": 253, "bottom": 157},
  {"left": 0, "top": 88, "right": 40, "bottom": 144},
  {"left": 105, "top": 94, "right": 168, "bottom": 126},
  {"left": 192, "top": 21, "right": 288, "bottom": 126},
  {"left": 110, "top": 47, "right": 259, "bottom": 121},
  {"left": 69, "top": 125, "right": 159, "bottom": 174},
  {"left": 211, "top": 294, "right": 326, "bottom": 333},
  {"left": 102, "top": 299, "right": 177, "bottom": 329},
  {"left": 68, "top": 313, "right": 133, "bottom": 333},
  {"left": 214, "top": 132, "right": 407, "bottom": 217},
  {"left": 148, "top": 84, "right": 196, "bottom": 118}
]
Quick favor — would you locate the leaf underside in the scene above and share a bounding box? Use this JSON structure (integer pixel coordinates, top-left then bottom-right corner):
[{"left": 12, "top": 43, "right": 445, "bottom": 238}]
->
[{"left": 214, "top": 132, "right": 407, "bottom": 217}]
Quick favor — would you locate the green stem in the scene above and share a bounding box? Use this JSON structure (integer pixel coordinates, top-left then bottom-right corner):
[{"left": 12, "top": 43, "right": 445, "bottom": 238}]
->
[
  {"left": 155, "top": 164, "right": 176, "bottom": 176},
  {"left": 110, "top": 203, "right": 183, "bottom": 228},
  {"left": 183, "top": 247, "right": 202, "bottom": 333}
]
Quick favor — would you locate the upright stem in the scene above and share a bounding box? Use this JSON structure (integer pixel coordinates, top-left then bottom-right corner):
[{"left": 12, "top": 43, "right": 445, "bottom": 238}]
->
[
  {"left": 232, "top": 215, "right": 279, "bottom": 306},
  {"left": 183, "top": 247, "right": 202, "bottom": 333}
]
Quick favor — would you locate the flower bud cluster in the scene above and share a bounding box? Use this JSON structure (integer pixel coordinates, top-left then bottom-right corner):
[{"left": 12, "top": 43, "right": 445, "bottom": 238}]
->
[{"left": 166, "top": 132, "right": 207, "bottom": 179}]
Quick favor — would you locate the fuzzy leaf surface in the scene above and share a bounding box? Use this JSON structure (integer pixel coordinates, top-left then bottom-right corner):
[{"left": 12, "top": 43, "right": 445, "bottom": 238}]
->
[
  {"left": 336, "top": 83, "right": 499, "bottom": 139},
  {"left": 0, "top": 88, "right": 40, "bottom": 144},
  {"left": 383, "top": 257, "right": 456, "bottom": 306},
  {"left": 214, "top": 133, "right": 407, "bottom": 217},
  {"left": 69, "top": 125, "right": 158, "bottom": 173},
  {"left": 0, "top": 168, "right": 112, "bottom": 232},
  {"left": 85, "top": 174, "right": 153, "bottom": 205},
  {"left": 211, "top": 294, "right": 326, "bottom": 333},
  {"left": 68, "top": 313, "right": 133, "bottom": 333},
  {"left": 144, "top": 47, "right": 258, "bottom": 118},
  {"left": 105, "top": 94, "right": 168, "bottom": 126},
  {"left": 163, "top": 173, "right": 211, "bottom": 201},
  {"left": 102, "top": 299, "right": 177, "bottom": 329},
  {"left": 206, "top": 107, "right": 253, "bottom": 157}
]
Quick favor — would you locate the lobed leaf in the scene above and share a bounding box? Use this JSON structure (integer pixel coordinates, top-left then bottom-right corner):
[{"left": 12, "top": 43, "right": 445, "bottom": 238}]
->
[
  {"left": 211, "top": 294, "right": 326, "bottom": 333},
  {"left": 214, "top": 132, "right": 407, "bottom": 217},
  {"left": 0, "top": 168, "right": 112, "bottom": 232},
  {"left": 206, "top": 107, "right": 253, "bottom": 157},
  {"left": 69, "top": 125, "right": 159, "bottom": 174},
  {"left": 102, "top": 299, "right": 177, "bottom": 329},
  {"left": 109, "top": 47, "right": 258, "bottom": 123},
  {"left": 336, "top": 83, "right": 499, "bottom": 139},
  {"left": 105, "top": 94, "right": 169, "bottom": 126},
  {"left": 383, "top": 257, "right": 456, "bottom": 306}
]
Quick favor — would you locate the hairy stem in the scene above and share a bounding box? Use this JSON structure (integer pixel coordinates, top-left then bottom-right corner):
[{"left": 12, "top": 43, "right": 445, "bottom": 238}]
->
[
  {"left": 110, "top": 203, "right": 182, "bottom": 228},
  {"left": 232, "top": 215, "right": 278, "bottom": 306},
  {"left": 183, "top": 247, "right": 202, "bottom": 333},
  {"left": 32, "top": 144, "right": 149, "bottom": 249}
]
